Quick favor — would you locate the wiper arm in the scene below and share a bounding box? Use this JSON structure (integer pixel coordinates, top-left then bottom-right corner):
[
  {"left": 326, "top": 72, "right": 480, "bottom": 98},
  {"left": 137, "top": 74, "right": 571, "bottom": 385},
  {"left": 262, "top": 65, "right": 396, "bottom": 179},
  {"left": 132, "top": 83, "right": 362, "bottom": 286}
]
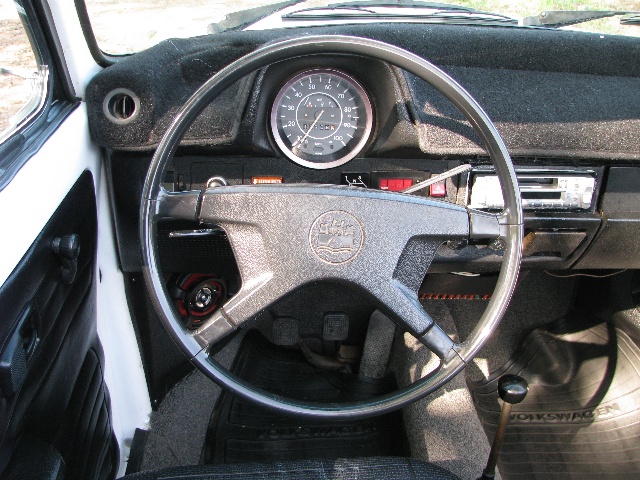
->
[
  {"left": 208, "top": 0, "right": 307, "bottom": 33},
  {"left": 621, "top": 14, "right": 640, "bottom": 25},
  {"left": 522, "top": 10, "right": 639, "bottom": 28}
]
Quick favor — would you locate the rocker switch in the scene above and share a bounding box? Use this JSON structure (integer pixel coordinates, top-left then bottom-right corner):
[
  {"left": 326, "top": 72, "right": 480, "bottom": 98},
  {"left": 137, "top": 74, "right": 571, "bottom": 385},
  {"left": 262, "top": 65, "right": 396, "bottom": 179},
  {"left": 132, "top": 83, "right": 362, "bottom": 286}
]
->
[{"left": 429, "top": 181, "right": 446, "bottom": 197}]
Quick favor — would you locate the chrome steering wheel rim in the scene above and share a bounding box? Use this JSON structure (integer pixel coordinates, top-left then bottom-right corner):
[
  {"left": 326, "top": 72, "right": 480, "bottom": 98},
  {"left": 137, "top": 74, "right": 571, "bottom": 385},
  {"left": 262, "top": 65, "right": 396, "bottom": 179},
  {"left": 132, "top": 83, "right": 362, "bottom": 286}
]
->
[{"left": 140, "top": 35, "right": 523, "bottom": 419}]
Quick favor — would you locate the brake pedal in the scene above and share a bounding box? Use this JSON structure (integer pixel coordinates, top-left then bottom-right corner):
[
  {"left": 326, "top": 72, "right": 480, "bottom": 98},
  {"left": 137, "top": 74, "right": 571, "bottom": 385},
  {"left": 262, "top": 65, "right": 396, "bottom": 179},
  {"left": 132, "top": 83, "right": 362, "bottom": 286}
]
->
[{"left": 323, "top": 313, "right": 349, "bottom": 341}]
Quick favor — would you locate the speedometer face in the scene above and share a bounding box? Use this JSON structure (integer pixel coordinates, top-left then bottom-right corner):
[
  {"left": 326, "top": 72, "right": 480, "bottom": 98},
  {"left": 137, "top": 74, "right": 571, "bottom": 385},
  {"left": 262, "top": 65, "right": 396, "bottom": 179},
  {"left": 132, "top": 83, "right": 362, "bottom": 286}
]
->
[{"left": 270, "top": 69, "right": 373, "bottom": 169}]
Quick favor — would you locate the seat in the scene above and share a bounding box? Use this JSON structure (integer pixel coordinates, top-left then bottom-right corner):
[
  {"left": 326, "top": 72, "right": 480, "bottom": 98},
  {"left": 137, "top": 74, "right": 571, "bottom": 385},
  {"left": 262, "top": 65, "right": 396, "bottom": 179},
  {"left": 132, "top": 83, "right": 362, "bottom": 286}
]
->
[{"left": 121, "top": 457, "right": 461, "bottom": 479}]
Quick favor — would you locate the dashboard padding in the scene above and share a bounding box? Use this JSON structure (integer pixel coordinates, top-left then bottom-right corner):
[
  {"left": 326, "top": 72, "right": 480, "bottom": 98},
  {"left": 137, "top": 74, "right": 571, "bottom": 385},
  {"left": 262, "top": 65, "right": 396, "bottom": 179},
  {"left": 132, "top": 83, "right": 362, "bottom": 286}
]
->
[
  {"left": 86, "top": 23, "right": 640, "bottom": 159},
  {"left": 405, "top": 66, "right": 640, "bottom": 159}
]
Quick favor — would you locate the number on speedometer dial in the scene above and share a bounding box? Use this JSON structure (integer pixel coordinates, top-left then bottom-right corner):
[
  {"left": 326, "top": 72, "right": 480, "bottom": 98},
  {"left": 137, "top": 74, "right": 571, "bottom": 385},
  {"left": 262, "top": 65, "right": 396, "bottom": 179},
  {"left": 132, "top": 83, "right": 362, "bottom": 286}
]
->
[{"left": 270, "top": 69, "right": 374, "bottom": 169}]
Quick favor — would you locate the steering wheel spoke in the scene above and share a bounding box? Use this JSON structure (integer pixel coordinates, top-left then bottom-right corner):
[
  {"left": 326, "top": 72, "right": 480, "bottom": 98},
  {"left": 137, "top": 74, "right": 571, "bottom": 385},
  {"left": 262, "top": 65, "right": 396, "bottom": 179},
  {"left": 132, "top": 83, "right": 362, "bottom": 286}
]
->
[
  {"left": 193, "top": 272, "right": 275, "bottom": 348},
  {"left": 154, "top": 189, "right": 200, "bottom": 221},
  {"left": 375, "top": 280, "right": 459, "bottom": 361},
  {"left": 190, "top": 185, "right": 470, "bottom": 353},
  {"left": 419, "top": 323, "right": 461, "bottom": 362},
  {"left": 468, "top": 208, "right": 506, "bottom": 240}
]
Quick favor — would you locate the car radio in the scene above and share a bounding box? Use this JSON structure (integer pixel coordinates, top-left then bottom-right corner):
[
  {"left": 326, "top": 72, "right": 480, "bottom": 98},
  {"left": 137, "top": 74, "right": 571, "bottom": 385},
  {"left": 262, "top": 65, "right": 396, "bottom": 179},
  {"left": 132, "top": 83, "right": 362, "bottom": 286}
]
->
[{"left": 468, "top": 170, "right": 596, "bottom": 210}]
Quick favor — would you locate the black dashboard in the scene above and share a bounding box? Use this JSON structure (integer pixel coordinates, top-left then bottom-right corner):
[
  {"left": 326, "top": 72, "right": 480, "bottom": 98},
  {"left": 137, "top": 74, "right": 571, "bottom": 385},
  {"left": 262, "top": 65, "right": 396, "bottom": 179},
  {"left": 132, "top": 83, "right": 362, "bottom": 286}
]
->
[{"left": 87, "top": 23, "right": 640, "bottom": 276}]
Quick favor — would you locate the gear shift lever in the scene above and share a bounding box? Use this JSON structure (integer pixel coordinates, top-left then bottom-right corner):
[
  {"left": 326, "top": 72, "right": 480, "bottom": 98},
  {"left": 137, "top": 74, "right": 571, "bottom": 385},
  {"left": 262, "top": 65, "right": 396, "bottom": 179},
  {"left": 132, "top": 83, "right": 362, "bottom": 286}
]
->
[{"left": 479, "top": 375, "right": 528, "bottom": 480}]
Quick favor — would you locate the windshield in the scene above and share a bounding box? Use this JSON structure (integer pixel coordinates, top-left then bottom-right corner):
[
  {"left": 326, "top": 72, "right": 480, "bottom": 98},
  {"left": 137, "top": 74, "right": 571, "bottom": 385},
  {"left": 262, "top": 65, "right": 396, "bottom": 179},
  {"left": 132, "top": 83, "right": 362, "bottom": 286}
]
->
[{"left": 84, "top": 0, "right": 640, "bottom": 55}]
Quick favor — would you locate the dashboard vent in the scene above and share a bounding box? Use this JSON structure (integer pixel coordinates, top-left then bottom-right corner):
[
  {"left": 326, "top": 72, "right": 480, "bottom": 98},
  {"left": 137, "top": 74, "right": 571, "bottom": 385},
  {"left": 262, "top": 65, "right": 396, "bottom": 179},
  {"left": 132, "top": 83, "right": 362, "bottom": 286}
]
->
[{"left": 103, "top": 88, "right": 140, "bottom": 125}]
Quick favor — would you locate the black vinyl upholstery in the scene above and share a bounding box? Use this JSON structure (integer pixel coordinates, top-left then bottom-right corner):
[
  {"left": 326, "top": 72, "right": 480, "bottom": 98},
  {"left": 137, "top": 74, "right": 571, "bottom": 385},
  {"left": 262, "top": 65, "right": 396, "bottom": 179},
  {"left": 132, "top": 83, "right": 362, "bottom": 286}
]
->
[{"left": 122, "top": 457, "right": 460, "bottom": 480}]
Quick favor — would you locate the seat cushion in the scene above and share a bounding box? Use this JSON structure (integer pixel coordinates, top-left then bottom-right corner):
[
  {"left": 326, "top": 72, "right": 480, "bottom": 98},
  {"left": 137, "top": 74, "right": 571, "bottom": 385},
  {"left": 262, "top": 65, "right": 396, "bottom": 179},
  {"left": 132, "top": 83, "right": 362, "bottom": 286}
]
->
[{"left": 121, "top": 457, "right": 460, "bottom": 479}]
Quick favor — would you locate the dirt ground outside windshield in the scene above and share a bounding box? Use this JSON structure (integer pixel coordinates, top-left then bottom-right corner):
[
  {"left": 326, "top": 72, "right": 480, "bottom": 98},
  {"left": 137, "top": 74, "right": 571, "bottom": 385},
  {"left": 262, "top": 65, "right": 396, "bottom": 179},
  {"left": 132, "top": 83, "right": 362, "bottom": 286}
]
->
[
  {"left": 1, "top": 0, "right": 640, "bottom": 134},
  {"left": 0, "top": 1, "right": 38, "bottom": 133}
]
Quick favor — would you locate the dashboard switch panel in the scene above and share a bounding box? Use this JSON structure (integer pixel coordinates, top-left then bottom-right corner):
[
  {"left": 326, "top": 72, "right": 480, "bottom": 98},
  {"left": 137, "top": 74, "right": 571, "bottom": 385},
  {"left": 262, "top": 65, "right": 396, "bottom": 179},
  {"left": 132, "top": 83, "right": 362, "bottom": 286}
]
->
[{"left": 382, "top": 178, "right": 413, "bottom": 191}]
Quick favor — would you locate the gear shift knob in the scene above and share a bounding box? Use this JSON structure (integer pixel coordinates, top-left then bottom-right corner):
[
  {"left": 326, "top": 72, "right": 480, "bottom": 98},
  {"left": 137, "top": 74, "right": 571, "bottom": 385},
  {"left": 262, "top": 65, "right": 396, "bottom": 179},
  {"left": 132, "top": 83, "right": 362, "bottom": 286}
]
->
[{"left": 498, "top": 374, "right": 528, "bottom": 405}]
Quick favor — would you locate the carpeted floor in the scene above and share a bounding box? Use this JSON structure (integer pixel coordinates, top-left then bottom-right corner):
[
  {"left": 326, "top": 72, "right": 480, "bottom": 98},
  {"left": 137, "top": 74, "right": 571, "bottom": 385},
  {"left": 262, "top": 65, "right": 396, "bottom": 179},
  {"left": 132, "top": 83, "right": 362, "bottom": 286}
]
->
[
  {"left": 450, "top": 270, "right": 576, "bottom": 382},
  {"left": 396, "top": 271, "right": 576, "bottom": 479},
  {"left": 139, "top": 333, "right": 244, "bottom": 471},
  {"left": 139, "top": 271, "right": 577, "bottom": 479},
  {"left": 396, "top": 300, "right": 492, "bottom": 480}
]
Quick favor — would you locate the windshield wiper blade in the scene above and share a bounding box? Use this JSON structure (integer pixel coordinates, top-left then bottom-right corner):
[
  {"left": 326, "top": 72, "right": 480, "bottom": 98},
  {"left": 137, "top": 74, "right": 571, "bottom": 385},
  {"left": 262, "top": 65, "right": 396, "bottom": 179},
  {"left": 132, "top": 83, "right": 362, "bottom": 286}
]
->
[
  {"left": 283, "top": 6, "right": 517, "bottom": 25},
  {"left": 522, "top": 10, "right": 639, "bottom": 28},
  {"left": 208, "top": 0, "right": 307, "bottom": 33},
  {"left": 327, "top": 1, "right": 474, "bottom": 11}
]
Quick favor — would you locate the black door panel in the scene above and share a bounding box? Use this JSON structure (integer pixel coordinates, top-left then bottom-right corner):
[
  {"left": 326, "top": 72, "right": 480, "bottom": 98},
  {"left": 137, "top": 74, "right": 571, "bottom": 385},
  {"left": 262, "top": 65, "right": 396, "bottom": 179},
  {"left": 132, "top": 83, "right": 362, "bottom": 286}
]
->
[{"left": 0, "top": 171, "right": 117, "bottom": 479}]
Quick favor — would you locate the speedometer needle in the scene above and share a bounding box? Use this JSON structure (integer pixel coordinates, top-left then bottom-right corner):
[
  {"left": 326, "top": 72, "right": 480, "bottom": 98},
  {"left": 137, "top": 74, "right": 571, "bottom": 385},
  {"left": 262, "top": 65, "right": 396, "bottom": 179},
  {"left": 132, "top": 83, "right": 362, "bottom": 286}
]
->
[{"left": 292, "top": 110, "right": 324, "bottom": 148}]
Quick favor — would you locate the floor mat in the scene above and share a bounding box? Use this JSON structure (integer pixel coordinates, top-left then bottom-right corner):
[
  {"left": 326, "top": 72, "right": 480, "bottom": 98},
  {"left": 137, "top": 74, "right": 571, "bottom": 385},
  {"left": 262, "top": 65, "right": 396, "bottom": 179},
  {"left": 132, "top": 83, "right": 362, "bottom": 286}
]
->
[
  {"left": 468, "top": 313, "right": 640, "bottom": 479},
  {"left": 203, "top": 332, "right": 409, "bottom": 464}
]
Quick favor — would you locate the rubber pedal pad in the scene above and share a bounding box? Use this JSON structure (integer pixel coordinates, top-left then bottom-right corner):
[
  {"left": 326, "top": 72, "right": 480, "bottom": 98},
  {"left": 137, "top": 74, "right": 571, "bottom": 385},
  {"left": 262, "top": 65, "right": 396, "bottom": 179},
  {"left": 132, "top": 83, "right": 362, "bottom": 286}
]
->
[
  {"left": 271, "top": 317, "right": 299, "bottom": 346},
  {"left": 323, "top": 313, "right": 349, "bottom": 341}
]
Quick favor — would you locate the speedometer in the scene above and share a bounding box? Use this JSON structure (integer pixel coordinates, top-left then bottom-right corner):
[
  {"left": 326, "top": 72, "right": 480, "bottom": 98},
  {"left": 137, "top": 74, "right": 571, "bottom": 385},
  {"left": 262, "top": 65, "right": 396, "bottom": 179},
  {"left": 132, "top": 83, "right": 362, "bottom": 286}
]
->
[{"left": 270, "top": 69, "right": 373, "bottom": 169}]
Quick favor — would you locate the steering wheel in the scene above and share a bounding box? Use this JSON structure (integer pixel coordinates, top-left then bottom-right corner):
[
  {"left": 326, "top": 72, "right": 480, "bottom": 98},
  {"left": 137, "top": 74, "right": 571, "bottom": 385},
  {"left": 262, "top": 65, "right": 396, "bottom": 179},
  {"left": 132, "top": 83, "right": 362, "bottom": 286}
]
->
[{"left": 140, "top": 36, "right": 523, "bottom": 419}]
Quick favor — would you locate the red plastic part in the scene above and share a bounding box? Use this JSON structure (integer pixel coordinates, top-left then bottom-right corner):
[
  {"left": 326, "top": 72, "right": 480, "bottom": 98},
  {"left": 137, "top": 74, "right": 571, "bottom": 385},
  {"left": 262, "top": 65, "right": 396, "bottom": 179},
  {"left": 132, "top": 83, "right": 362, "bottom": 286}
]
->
[
  {"left": 175, "top": 274, "right": 222, "bottom": 320},
  {"left": 429, "top": 181, "right": 446, "bottom": 197}
]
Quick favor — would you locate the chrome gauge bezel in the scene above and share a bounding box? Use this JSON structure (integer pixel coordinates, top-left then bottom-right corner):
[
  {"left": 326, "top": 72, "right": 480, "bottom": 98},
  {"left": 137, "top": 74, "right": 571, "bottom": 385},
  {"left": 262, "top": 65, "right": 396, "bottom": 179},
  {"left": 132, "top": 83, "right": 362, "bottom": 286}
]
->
[{"left": 270, "top": 69, "right": 374, "bottom": 170}]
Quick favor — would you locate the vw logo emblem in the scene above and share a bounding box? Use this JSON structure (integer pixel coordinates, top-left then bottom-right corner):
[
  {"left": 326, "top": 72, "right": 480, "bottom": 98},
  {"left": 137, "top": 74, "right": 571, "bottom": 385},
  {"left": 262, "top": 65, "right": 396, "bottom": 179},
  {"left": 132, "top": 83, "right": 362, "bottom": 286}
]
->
[{"left": 309, "top": 210, "right": 364, "bottom": 264}]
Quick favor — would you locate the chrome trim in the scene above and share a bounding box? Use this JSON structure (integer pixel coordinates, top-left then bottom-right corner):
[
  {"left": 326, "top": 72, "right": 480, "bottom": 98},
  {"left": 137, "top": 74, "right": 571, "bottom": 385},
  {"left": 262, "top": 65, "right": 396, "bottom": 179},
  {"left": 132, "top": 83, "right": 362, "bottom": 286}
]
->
[
  {"left": 269, "top": 68, "right": 374, "bottom": 170},
  {"left": 168, "top": 228, "right": 225, "bottom": 238}
]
